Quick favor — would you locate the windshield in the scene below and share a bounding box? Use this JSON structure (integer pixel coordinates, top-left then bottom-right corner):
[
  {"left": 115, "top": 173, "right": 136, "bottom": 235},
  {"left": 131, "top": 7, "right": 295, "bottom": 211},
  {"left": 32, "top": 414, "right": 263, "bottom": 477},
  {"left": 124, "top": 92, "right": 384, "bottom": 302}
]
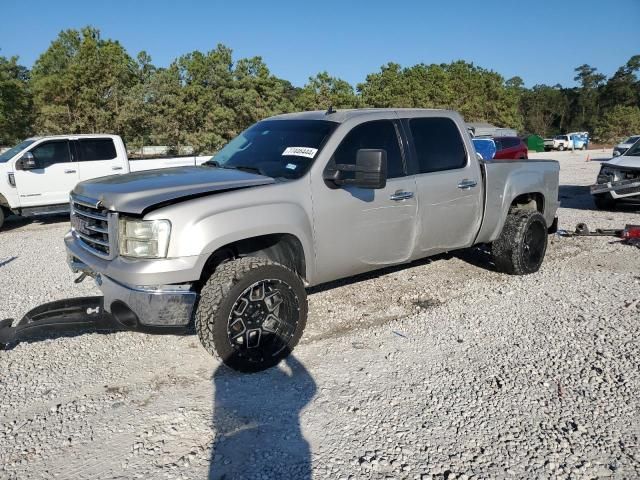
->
[
  {"left": 623, "top": 136, "right": 640, "bottom": 145},
  {"left": 205, "top": 120, "right": 337, "bottom": 179},
  {"left": 0, "top": 139, "right": 35, "bottom": 163},
  {"left": 554, "top": 135, "right": 566, "bottom": 140},
  {"left": 625, "top": 140, "right": 640, "bottom": 157}
]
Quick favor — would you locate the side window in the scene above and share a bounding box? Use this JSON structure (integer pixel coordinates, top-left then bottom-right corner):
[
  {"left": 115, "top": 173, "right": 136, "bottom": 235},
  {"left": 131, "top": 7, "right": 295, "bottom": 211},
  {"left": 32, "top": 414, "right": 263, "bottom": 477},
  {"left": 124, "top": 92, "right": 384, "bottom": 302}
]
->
[
  {"left": 507, "top": 138, "right": 520, "bottom": 148},
  {"left": 494, "top": 138, "right": 504, "bottom": 151},
  {"left": 29, "top": 141, "right": 71, "bottom": 169},
  {"left": 77, "top": 138, "right": 117, "bottom": 161},
  {"left": 332, "top": 120, "right": 405, "bottom": 179},
  {"left": 409, "top": 118, "right": 467, "bottom": 173}
]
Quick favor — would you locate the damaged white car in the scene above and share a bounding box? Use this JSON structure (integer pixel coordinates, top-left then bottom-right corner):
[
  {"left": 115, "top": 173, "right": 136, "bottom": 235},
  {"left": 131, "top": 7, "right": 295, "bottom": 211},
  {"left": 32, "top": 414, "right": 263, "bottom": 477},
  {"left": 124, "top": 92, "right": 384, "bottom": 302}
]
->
[{"left": 591, "top": 141, "right": 640, "bottom": 209}]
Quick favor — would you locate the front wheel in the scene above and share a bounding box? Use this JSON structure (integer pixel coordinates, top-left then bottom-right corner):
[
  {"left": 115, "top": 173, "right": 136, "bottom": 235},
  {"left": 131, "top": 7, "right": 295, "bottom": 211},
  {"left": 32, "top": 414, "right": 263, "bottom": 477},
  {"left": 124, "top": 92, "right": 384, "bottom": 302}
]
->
[
  {"left": 195, "top": 257, "right": 307, "bottom": 372},
  {"left": 558, "top": 144, "right": 565, "bottom": 151},
  {"left": 492, "top": 209, "right": 548, "bottom": 275},
  {"left": 0, "top": 208, "right": 4, "bottom": 231}
]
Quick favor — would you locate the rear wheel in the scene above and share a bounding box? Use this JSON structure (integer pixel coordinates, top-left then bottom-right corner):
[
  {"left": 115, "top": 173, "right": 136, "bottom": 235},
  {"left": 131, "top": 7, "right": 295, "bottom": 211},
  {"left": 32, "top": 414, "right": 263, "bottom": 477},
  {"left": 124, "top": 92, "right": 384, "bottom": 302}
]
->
[
  {"left": 195, "top": 257, "right": 307, "bottom": 372},
  {"left": 0, "top": 208, "right": 5, "bottom": 231},
  {"left": 593, "top": 193, "right": 616, "bottom": 210},
  {"left": 492, "top": 209, "right": 548, "bottom": 275}
]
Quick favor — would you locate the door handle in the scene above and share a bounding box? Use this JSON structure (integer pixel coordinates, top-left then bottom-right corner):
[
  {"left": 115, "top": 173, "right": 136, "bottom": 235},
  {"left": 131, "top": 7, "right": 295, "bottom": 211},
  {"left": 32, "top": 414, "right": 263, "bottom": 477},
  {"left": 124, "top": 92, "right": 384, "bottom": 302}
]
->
[
  {"left": 64, "top": 169, "right": 77, "bottom": 174},
  {"left": 457, "top": 179, "right": 477, "bottom": 190},
  {"left": 112, "top": 166, "right": 123, "bottom": 171},
  {"left": 390, "top": 190, "right": 414, "bottom": 201}
]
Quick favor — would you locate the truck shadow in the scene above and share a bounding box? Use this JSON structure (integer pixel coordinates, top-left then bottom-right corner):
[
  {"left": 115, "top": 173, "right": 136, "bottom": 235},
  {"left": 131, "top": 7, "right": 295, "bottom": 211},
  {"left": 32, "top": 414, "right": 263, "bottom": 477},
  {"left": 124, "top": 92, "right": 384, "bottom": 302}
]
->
[
  {"left": 209, "top": 355, "right": 316, "bottom": 479},
  {"left": 559, "top": 185, "right": 596, "bottom": 210},
  {"left": 559, "top": 184, "right": 640, "bottom": 212}
]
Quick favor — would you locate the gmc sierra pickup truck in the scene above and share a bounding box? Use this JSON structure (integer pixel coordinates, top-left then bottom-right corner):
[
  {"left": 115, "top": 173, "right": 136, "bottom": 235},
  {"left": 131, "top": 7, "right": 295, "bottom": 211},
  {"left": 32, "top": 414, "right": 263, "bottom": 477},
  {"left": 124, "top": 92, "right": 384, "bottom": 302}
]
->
[
  {"left": 65, "top": 109, "right": 560, "bottom": 372},
  {"left": 0, "top": 134, "right": 209, "bottom": 230}
]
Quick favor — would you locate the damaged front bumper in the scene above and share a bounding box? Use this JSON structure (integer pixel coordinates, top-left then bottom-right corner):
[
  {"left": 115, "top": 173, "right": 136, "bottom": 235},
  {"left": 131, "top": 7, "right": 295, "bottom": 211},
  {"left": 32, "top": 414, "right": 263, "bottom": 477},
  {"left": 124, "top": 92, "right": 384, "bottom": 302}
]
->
[
  {"left": 590, "top": 178, "right": 640, "bottom": 200},
  {"left": 68, "top": 254, "right": 197, "bottom": 328}
]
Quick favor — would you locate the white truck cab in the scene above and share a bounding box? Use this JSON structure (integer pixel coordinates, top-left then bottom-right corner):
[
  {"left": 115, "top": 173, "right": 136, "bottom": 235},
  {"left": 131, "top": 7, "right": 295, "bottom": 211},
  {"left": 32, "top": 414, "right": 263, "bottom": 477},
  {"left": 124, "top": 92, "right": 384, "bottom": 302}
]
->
[{"left": 0, "top": 134, "right": 209, "bottom": 229}]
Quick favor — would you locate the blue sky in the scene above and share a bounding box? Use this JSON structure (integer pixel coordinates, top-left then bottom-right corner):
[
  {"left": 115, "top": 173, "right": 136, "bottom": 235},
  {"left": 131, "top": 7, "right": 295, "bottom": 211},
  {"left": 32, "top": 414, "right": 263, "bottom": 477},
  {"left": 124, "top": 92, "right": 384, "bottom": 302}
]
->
[{"left": 1, "top": 0, "right": 638, "bottom": 88}]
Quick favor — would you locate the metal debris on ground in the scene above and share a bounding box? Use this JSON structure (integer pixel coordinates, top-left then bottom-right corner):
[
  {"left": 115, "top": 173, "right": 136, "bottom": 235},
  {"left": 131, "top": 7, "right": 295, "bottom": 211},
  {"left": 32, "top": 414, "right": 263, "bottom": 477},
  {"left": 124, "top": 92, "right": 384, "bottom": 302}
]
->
[{"left": 558, "top": 223, "right": 640, "bottom": 248}]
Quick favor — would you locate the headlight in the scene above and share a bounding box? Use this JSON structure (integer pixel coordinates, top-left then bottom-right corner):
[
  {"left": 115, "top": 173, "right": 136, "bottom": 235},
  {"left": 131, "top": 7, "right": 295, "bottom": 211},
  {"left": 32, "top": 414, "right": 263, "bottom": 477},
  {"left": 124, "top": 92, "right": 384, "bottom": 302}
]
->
[{"left": 119, "top": 218, "right": 171, "bottom": 258}]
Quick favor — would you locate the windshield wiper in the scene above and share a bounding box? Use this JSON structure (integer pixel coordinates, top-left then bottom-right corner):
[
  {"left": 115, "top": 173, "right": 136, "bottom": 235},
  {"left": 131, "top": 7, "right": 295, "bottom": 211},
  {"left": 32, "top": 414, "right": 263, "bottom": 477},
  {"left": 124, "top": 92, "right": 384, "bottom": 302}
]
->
[
  {"left": 233, "top": 165, "right": 265, "bottom": 176},
  {"left": 203, "top": 160, "right": 267, "bottom": 177}
]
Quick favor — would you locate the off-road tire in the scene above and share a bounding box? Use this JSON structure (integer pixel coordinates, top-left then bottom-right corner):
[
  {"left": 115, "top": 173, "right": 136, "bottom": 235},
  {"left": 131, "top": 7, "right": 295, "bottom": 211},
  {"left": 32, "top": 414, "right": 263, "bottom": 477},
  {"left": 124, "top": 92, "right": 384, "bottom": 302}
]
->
[
  {"left": 0, "top": 208, "right": 4, "bottom": 231},
  {"left": 593, "top": 193, "right": 616, "bottom": 210},
  {"left": 195, "top": 257, "right": 307, "bottom": 372},
  {"left": 558, "top": 144, "right": 565, "bottom": 151},
  {"left": 492, "top": 209, "right": 548, "bottom": 275}
]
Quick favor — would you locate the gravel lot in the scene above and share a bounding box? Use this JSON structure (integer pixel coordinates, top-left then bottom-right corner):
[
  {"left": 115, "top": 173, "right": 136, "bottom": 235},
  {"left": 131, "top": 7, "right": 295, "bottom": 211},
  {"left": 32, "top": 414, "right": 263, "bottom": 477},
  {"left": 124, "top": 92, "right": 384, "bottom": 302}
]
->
[{"left": 1, "top": 149, "right": 639, "bottom": 479}]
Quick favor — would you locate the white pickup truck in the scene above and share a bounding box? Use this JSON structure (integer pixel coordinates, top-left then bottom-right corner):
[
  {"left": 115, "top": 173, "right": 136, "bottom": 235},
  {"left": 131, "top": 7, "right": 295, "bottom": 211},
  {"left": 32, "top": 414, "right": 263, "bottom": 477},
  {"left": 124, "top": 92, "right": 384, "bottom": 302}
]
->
[{"left": 0, "top": 135, "right": 209, "bottom": 230}]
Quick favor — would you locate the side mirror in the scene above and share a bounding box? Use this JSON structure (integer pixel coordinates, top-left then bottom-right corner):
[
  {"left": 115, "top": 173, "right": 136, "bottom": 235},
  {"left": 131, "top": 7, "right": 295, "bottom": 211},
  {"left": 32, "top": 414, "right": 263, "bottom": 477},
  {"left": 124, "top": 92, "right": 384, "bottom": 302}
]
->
[
  {"left": 16, "top": 152, "right": 37, "bottom": 170},
  {"left": 326, "top": 149, "right": 387, "bottom": 189},
  {"left": 613, "top": 150, "right": 621, "bottom": 157}
]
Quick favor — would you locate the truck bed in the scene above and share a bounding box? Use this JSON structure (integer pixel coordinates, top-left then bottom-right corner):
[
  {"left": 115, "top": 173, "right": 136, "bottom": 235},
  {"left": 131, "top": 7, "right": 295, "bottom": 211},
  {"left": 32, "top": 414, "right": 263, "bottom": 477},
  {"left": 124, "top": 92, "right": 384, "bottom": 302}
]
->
[{"left": 475, "top": 159, "right": 560, "bottom": 244}]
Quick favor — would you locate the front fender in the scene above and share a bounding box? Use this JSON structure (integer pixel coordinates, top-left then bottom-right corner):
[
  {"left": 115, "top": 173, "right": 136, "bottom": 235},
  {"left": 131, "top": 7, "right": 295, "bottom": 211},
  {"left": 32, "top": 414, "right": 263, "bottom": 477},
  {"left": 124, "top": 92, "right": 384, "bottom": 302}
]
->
[{"left": 146, "top": 185, "right": 316, "bottom": 282}]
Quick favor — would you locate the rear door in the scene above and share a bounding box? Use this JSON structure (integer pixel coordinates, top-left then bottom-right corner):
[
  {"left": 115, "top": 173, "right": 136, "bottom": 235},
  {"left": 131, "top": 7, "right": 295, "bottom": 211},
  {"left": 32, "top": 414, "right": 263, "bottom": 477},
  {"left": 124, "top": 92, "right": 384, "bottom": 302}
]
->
[
  {"left": 403, "top": 115, "right": 483, "bottom": 257},
  {"left": 75, "top": 137, "right": 123, "bottom": 181},
  {"left": 14, "top": 140, "right": 79, "bottom": 207}
]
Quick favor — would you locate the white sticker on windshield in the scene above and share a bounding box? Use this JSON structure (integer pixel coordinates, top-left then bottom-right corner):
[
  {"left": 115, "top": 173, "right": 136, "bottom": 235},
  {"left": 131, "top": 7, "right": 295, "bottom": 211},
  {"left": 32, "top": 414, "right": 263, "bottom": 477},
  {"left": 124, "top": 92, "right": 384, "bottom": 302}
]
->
[
  {"left": 285, "top": 163, "right": 297, "bottom": 170},
  {"left": 282, "top": 147, "right": 318, "bottom": 159}
]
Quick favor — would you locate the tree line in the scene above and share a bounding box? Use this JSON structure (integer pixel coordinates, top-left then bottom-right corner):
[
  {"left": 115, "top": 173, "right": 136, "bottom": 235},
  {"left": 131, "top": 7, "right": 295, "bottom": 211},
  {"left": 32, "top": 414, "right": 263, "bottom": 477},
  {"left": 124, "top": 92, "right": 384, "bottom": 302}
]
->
[{"left": 1, "top": 27, "right": 639, "bottom": 152}]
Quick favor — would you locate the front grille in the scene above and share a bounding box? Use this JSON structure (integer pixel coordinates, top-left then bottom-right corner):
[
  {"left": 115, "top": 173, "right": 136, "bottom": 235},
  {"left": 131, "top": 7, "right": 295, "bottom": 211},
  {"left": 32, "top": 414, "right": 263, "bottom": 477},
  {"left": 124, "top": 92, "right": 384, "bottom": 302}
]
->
[{"left": 70, "top": 195, "right": 116, "bottom": 259}]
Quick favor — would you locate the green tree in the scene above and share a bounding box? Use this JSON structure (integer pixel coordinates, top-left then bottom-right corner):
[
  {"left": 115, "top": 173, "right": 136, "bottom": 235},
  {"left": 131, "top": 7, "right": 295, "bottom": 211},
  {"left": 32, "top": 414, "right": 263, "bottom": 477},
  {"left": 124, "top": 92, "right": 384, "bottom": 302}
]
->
[
  {"left": 294, "top": 72, "right": 359, "bottom": 110},
  {"left": 358, "top": 62, "right": 412, "bottom": 107},
  {"left": 594, "top": 105, "right": 640, "bottom": 144},
  {"left": 600, "top": 55, "right": 640, "bottom": 111},
  {"left": 0, "top": 55, "right": 33, "bottom": 144},
  {"left": 358, "top": 61, "right": 521, "bottom": 129},
  {"left": 31, "top": 26, "right": 138, "bottom": 135},
  {"left": 520, "top": 85, "right": 568, "bottom": 136},
  {"left": 573, "top": 64, "right": 606, "bottom": 130}
]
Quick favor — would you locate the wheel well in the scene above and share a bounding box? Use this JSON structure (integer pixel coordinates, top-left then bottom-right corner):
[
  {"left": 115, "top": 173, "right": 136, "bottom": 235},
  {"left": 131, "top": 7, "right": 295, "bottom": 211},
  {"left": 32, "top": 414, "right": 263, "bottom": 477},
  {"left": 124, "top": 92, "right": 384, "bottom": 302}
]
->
[
  {"left": 199, "top": 233, "right": 306, "bottom": 286},
  {"left": 510, "top": 193, "right": 544, "bottom": 214},
  {"left": 0, "top": 194, "right": 9, "bottom": 210}
]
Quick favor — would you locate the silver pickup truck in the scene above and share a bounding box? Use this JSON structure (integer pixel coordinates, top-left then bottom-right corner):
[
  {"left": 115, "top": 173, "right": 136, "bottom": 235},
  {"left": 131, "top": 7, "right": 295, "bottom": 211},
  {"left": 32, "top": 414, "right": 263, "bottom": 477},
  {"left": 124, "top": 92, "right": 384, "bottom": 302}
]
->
[{"left": 65, "top": 109, "right": 560, "bottom": 372}]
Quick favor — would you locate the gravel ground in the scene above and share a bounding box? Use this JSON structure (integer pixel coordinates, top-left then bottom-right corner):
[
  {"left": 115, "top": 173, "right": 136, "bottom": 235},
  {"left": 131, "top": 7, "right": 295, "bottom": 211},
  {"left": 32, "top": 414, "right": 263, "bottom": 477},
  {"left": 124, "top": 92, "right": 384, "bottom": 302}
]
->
[{"left": 0, "top": 149, "right": 639, "bottom": 479}]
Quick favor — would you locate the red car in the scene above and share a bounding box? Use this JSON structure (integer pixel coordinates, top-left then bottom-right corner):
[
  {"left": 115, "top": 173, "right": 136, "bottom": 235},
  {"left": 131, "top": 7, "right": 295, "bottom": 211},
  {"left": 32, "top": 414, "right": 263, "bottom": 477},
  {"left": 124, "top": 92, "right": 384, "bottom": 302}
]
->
[{"left": 493, "top": 136, "right": 528, "bottom": 160}]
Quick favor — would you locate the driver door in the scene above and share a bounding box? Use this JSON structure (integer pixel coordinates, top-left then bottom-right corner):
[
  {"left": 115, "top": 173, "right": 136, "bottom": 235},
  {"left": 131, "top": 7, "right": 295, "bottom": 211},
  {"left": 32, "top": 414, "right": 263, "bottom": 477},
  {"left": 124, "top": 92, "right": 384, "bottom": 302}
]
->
[
  {"left": 311, "top": 119, "right": 418, "bottom": 284},
  {"left": 14, "top": 140, "right": 79, "bottom": 207}
]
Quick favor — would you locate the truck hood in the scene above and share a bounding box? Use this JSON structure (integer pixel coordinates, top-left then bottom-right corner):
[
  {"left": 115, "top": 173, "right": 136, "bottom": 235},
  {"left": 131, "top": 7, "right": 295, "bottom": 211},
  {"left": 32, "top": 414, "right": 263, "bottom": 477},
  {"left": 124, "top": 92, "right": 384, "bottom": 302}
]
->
[
  {"left": 602, "top": 155, "right": 640, "bottom": 171},
  {"left": 73, "top": 166, "right": 276, "bottom": 214}
]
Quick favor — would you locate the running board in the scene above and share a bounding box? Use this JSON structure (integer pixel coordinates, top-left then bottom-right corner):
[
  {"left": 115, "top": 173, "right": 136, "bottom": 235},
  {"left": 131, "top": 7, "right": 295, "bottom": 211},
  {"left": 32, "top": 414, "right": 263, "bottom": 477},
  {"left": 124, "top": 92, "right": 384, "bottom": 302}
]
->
[{"left": 19, "top": 204, "right": 70, "bottom": 217}]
